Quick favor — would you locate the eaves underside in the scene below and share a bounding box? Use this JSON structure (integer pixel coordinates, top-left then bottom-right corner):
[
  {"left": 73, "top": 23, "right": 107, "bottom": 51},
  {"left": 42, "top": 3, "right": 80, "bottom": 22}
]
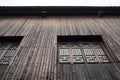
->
[{"left": 0, "top": 6, "right": 120, "bottom": 16}]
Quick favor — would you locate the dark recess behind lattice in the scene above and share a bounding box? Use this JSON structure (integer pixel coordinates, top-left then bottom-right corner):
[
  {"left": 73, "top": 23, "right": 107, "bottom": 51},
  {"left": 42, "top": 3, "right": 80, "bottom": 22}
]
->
[
  {"left": 0, "top": 36, "right": 23, "bottom": 42},
  {"left": 57, "top": 35, "right": 102, "bottom": 42}
]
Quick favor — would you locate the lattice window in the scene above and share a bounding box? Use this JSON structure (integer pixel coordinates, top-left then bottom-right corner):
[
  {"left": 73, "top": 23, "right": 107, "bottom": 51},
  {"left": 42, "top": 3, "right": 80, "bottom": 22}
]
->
[
  {"left": 57, "top": 35, "right": 118, "bottom": 64},
  {"left": 82, "top": 42, "right": 98, "bottom": 63},
  {"left": 71, "top": 42, "right": 84, "bottom": 63},
  {"left": 59, "top": 42, "right": 70, "bottom": 63},
  {"left": 93, "top": 42, "right": 109, "bottom": 62},
  {"left": 0, "top": 36, "right": 23, "bottom": 65},
  {"left": 0, "top": 36, "right": 23, "bottom": 79},
  {"left": 0, "top": 43, "right": 18, "bottom": 64}
]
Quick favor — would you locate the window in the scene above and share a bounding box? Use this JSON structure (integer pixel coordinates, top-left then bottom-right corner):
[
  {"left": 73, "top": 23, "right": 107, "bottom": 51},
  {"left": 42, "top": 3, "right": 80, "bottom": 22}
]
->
[
  {"left": 0, "top": 42, "right": 19, "bottom": 64},
  {"left": 0, "top": 36, "right": 23, "bottom": 65},
  {"left": 0, "top": 36, "right": 23, "bottom": 79},
  {"left": 57, "top": 35, "right": 118, "bottom": 64}
]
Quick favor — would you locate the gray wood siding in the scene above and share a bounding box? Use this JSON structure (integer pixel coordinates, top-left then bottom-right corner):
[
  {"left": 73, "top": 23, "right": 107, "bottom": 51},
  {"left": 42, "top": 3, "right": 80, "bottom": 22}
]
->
[{"left": 0, "top": 17, "right": 120, "bottom": 80}]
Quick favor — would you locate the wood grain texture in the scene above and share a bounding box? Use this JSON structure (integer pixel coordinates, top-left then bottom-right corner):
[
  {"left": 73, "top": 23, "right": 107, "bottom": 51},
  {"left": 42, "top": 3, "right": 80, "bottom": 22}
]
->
[{"left": 0, "top": 16, "right": 119, "bottom": 80}]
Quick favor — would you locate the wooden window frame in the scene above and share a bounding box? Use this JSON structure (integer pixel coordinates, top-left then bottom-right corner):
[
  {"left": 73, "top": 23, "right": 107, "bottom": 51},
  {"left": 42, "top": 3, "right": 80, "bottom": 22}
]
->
[
  {"left": 0, "top": 36, "right": 23, "bottom": 65},
  {"left": 57, "top": 35, "right": 119, "bottom": 64}
]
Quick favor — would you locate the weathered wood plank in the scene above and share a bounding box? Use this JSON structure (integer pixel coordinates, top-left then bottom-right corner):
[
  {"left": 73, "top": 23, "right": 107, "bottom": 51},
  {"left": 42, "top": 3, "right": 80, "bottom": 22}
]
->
[{"left": 0, "top": 17, "right": 119, "bottom": 80}]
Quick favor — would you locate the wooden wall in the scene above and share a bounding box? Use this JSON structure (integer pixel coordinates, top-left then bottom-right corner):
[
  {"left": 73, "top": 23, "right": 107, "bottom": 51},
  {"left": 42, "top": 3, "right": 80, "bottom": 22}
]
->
[{"left": 0, "top": 16, "right": 120, "bottom": 80}]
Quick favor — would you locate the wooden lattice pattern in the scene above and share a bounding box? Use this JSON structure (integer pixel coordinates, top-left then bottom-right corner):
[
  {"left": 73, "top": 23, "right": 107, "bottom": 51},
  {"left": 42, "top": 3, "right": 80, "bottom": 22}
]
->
[
  {"left": 58, "top": 42, "right": 110, "bottom": 64},
  {"left": 0, "top": 43, "right": 18, "bottom": 65}
]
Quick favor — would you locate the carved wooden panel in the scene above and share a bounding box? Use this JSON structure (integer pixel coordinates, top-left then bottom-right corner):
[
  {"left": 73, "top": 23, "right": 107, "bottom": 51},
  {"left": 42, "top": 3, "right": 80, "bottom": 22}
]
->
[
  {"left": 58, "top": 41, "right": 111, "bottom": 64},
  {"left": 59, "top": 42, "right": 70, "bottom": 63},
  {"left": 93, "top": 43, "right": 109, "bottom": 62},
  {"left": 71, "top": 43, "right": 84, "bottom": 63},
  {"left": 0, "top": 43, "right": 18, "bottom": 65},
  {"left": 82, "top": 43, "right": 98, "bottom": 63}
]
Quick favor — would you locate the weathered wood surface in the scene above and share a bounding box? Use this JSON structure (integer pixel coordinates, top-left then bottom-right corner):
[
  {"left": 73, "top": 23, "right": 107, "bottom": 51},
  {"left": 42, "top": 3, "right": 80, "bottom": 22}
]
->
[{"left": 0, "top": 17, "right": 119, "bottom": 80}]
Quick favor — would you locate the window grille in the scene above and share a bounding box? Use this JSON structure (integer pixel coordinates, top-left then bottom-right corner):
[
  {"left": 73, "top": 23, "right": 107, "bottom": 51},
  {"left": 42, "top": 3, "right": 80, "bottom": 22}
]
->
[
  {"left": 59, "top": 42, "right": 70, "bottom": 63},
  {"left": 71, "top": 42, "right": 84, "bottom": 63},
  {"left": 0, "top": 36, "right": 23, "bottom": 79},
  {"left": 0, "top": 36, "right": 23, "bottom": 65},
  {"left": 0, "top": 43, "right": 18, "bottom": 65},
  {"left": 57, "top": 35, "right": 118, "bottom": 64},
  {"left": 82, "top": 42, "right": 98, "bottom": 63}
]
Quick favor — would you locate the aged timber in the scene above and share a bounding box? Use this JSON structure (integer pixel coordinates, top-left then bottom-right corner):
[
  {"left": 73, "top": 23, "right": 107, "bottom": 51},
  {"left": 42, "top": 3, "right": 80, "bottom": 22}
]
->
[{"left": 0, "top": 17, "right": 119, "bottom": 80}]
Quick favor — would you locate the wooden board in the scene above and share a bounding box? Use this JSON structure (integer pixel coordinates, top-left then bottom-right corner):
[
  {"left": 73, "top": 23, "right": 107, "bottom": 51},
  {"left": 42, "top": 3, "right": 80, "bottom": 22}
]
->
[{"left": 0, "top": 16, "right": 119, "bottom": 80}]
